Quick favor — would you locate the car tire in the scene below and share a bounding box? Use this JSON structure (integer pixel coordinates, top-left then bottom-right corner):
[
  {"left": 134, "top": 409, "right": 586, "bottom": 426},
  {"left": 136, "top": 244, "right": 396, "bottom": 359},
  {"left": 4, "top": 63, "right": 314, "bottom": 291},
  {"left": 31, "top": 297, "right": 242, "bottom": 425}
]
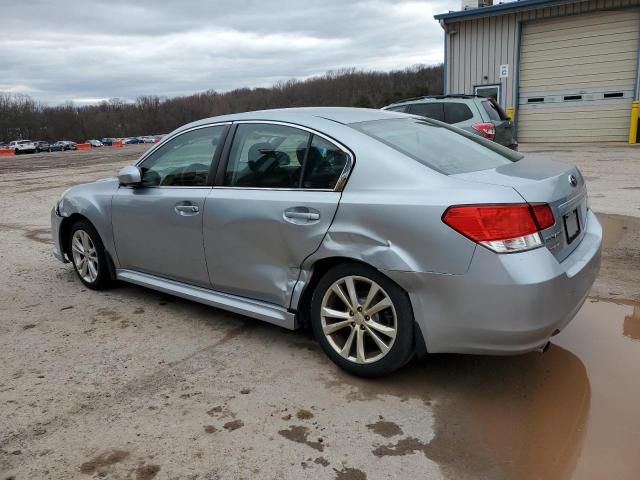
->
[
  {"left": 310, "top": 263, "right": 414, "bottom": 377},
  {"left": 68, "top": 220, "right": 112, "bottom": 290}
]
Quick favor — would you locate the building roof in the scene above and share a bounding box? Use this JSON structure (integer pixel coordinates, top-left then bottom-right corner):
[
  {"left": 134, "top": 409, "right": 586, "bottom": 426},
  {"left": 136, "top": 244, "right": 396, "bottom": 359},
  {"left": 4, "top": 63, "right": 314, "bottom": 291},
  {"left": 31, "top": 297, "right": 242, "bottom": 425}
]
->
[{"left": 434, "top": 0, "right": 562, "bottom": 22}]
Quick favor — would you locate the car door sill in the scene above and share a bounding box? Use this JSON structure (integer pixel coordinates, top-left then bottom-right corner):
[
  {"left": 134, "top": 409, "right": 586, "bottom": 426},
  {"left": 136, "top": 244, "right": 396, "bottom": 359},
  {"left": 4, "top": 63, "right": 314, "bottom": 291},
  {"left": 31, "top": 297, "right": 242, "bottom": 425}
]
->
[{"left": 116, "top": 269, "right": 298, "bottom": 330}]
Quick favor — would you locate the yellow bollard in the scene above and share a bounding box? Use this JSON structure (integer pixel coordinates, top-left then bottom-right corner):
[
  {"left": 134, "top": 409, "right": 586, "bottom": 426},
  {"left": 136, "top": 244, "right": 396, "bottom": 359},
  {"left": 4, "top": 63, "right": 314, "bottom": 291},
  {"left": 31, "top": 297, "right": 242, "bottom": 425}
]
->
[
  {"left": 507, "top": 106, "right": 514, "bottom": 120},
  {"left": 629, "top": 101, "right": 639, "bottom": 144}
]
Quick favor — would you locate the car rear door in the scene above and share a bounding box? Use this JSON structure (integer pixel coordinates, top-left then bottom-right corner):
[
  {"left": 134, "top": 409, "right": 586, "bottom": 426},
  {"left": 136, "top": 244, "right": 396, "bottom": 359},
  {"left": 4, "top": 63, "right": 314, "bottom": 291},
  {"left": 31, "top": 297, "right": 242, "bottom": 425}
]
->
[{"left": 203, "top": 122, "right": 352, "bottom": 308}]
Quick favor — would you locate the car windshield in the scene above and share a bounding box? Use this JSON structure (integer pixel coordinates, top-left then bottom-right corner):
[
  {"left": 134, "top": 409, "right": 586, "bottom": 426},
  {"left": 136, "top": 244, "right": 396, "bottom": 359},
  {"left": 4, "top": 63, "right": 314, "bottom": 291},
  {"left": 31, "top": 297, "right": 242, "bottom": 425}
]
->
[{"left": 351, "top": 118, "right": 518, "bottom": 174}]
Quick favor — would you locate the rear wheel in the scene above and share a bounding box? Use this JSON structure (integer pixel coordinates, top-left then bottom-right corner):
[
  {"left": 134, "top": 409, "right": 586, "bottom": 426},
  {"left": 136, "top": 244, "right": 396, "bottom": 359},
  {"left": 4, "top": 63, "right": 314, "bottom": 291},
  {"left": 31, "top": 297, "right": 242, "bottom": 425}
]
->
[
  {"left": 68, "top": 220, "right": 112, "bottom": 290},
  {"left": 311, "top": 263, "right": 414, "bottom": 377}
]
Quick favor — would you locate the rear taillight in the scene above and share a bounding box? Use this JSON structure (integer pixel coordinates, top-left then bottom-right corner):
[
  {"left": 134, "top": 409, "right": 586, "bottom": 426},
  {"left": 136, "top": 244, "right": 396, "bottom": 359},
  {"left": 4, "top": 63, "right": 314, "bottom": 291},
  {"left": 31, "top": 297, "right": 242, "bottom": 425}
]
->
[
  {"left": 472, "top": 122, "right": 496, "bottom": 140},
  {"left": 442, "top": 203, "right": 555, "bottom": 253}
]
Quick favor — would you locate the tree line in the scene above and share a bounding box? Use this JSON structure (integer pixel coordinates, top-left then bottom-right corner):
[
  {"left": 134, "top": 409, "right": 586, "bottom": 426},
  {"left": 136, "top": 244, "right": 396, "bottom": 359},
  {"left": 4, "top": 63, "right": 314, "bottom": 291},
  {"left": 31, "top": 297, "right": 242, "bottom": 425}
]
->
[{"left": 0, "top": 64, "right": 442, "bottom": 142}]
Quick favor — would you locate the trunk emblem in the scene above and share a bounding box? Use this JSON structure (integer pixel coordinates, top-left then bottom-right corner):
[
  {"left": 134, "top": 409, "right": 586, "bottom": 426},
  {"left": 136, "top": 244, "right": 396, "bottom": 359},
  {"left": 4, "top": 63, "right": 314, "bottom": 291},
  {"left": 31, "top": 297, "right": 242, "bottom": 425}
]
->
[{"left": 568, "top": 175, "right": 578, "bottom": 187}]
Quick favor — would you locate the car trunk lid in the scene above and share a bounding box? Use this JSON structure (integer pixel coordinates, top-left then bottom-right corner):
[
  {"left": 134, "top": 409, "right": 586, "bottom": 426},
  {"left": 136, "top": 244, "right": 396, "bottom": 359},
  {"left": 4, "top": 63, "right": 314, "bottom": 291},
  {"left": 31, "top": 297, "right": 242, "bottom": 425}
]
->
[{"left": 452, "top": 157, "right": 588, "bottom": 262}]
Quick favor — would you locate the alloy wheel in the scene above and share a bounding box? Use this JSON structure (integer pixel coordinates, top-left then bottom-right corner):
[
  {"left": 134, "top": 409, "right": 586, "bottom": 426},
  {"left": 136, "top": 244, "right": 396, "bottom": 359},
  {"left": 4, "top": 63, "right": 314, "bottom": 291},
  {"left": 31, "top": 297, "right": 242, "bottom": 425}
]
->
[
  {"left": 320, "top": 275, "right": 397, "bottom": 364},
  {"left": 71, "top": 230, "right": 99, "bottom": 283}
]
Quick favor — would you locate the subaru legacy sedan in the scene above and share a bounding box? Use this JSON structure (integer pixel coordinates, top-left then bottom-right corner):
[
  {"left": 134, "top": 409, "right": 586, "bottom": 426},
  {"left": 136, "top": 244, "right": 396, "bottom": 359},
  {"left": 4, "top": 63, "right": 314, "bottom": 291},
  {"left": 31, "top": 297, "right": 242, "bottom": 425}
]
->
[{"left": 51, "top": 108, "right": 601, "bottom": 377}]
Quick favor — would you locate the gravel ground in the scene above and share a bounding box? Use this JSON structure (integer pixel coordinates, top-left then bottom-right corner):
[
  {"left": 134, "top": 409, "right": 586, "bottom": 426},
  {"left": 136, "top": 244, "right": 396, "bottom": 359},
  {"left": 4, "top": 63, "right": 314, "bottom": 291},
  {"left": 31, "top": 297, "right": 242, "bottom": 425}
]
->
[{"left": 1, "top": 145, "right": 639, "bottom": 480}]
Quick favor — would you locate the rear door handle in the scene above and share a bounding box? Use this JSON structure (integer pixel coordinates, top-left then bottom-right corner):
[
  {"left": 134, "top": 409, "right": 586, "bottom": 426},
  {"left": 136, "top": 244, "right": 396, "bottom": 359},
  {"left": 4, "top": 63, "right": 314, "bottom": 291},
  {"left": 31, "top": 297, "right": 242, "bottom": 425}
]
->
[
  {"left": 284, "top": 207, "right": 321, "bottom": 224},
  {"left": 284, "top": 211, "right": 320, "bottom": 220},
  {"left": 174, "top": 203, "right": 200, "bottom": 215}
]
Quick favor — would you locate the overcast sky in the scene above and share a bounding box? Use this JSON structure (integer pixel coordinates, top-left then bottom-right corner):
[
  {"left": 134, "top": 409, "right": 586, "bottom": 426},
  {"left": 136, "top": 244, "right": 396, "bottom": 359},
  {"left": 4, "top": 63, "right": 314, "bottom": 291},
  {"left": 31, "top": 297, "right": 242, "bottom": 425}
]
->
[{"left": 1, "top": 0, "right": 460, "bottom": 105}]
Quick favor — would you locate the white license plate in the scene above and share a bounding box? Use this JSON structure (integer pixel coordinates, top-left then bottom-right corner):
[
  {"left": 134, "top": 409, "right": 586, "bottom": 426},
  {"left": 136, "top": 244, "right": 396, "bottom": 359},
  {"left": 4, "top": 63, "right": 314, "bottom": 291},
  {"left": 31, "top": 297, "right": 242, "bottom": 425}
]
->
[{"left": 563, "top": 209, "right": 580, "bottom": 244}]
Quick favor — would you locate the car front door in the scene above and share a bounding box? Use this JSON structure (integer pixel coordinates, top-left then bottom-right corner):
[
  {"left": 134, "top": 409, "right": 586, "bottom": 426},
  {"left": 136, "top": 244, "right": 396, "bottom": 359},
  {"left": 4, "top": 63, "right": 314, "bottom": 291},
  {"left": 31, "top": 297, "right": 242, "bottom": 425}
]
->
[
  {"left": 111, "top": 124, "right": 228, "bottom": 287},
  {"left": 203, "top": 122, "right": 352, "bottom": 308}
]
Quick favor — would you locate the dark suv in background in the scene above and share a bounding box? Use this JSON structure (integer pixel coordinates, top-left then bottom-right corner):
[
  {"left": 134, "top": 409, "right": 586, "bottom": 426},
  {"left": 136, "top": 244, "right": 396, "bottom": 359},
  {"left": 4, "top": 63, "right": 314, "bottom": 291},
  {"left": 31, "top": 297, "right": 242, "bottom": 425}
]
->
[{"left": 383, "top": 95, "right": 517, "bottom": 150}]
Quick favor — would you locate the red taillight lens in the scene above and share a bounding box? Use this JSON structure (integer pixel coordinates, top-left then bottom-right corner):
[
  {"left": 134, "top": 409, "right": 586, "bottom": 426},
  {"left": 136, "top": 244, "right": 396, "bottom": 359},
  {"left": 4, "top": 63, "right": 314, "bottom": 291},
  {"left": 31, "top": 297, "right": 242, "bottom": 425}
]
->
[
  {"left": 530, "top": 203, "right": 555, "bottom": 230},
  {"left": 442, "top": 204, "right": 537, "bottom": 242},
  {"left": 471, "top": 122, "right": 496, "bottom": 140},
  {"left": 442, "top": 203, "right": 555, "bottom": 254}
]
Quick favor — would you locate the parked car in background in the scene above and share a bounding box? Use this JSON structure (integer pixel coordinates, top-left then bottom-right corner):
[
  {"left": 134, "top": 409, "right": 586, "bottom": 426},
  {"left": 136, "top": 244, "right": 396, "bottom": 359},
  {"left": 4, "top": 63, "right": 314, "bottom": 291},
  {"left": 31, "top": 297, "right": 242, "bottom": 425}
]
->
[
  {"left": 87, "top": 139, "right": 103, "bottom": 147},
  {"left": 9, "top": 140, "right": 36, "bottom": 154},
  {"left": 101, "top": 138, "right": 115, "bottom": 146},
  {"left": 34, "top": 141, "right": 51, "bottom": 152},
  {"left": 51, "top": 107, "right": 601, "bottom": 377},
  {"left": 383, "top": 95, "right": 518, "bottom": 150},
  {"left": 141, "top": 136, "right": 156, "bottom": 143},
  {"left": 50, "top": 141, "right": 66, "bottom": 152},
  {"left": 60, "top": 141, "right": 77, "bottom": 151},
  {"left": 125, "top": 137, "right": 143, "bottom": 144}
]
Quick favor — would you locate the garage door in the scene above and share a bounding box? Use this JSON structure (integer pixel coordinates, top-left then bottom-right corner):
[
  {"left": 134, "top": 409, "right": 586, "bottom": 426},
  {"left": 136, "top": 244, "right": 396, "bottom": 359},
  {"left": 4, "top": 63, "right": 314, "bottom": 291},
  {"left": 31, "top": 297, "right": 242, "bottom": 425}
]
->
[{"left": 518, "top": 9, "right": 640, "bottom": 143}]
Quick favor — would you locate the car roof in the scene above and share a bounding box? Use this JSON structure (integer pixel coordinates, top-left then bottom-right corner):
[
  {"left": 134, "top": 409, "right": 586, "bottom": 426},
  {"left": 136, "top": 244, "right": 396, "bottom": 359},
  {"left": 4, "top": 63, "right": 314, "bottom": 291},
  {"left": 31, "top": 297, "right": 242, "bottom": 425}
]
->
[
  {"left": 179, "top": 107, "right": 401, "bottom": 133},
  {"left": 386, "top": 95, "right": 486, "bottom": 107}
]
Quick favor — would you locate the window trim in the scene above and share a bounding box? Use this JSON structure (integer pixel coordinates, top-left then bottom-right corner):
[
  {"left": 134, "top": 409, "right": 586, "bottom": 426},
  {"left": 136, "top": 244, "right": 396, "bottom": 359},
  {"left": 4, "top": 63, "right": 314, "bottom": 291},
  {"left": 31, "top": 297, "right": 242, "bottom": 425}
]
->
[
  {"left": 473, "top": 83, "right": 502, "bottom": 109},
  {"left": 132, "top": 122, "right": 232, "bottom": 189},
  {"left": 212, "top": 120, "right": 355, "bottom": 192}
]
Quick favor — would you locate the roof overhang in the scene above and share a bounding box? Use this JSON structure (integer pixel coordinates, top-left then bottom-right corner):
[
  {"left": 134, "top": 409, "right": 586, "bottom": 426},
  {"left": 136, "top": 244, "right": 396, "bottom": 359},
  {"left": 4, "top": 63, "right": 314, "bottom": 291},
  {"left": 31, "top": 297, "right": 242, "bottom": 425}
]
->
[{"left": 434, "top": 0, "right": 571, "bottom": 23}]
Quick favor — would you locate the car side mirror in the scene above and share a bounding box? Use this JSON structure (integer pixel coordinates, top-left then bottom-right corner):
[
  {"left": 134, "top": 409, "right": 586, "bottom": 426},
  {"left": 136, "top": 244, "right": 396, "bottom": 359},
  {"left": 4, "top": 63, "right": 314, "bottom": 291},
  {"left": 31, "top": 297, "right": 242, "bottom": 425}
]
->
[{"left": 118, "top": 165, "right": 142, "bottom": 186}]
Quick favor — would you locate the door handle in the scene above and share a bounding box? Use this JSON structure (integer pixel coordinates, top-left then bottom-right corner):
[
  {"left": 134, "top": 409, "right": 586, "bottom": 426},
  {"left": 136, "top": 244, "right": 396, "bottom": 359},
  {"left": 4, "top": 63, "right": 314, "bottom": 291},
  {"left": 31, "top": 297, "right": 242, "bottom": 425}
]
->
[
  {"left": 174, "top": 203, "right": 200, "bottom": 215},
  {"left": 284, "top": 211, "right": 320, "bottom": 220}
]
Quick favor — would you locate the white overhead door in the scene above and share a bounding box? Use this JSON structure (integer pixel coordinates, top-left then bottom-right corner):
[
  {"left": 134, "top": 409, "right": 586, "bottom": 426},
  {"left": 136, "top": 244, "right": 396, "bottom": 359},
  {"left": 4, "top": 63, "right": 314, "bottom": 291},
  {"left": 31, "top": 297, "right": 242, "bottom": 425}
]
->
[{"left": 518, "top": 9, "right": 640, "bottom": 143}]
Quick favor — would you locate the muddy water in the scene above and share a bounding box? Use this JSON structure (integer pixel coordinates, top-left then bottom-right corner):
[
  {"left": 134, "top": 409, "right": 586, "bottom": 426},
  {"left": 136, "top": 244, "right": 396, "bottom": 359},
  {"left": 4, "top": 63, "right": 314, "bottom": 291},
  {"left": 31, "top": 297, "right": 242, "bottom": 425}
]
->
[{"left": 325, "top": 298, "right": 640, "bottom": 479}]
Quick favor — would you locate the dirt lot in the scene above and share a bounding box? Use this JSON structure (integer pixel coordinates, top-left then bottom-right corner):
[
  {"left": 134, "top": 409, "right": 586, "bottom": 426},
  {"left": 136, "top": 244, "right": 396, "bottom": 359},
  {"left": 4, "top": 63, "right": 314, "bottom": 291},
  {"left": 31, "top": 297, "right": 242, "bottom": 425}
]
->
[{"left": 1, "top": 145, "right": 639, "bottom": 480}]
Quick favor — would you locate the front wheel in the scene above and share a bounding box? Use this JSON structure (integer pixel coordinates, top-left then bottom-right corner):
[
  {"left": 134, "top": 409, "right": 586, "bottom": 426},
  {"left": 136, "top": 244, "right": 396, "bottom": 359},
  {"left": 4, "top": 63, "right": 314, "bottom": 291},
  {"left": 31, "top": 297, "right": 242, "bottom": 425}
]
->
[
  {"left": 68, "top": 220, "right": 112, "bottom": 290},
  {"left": 311, "top": 264, "right": 414, "bottom": 377}
]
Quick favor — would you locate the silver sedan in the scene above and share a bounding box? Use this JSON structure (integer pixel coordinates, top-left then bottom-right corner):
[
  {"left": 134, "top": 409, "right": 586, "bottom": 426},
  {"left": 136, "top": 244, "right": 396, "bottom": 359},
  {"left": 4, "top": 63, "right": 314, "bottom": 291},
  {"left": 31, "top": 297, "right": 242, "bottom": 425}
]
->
[{"left": 51, "top": 108, "right": 602, "bottom": 376}]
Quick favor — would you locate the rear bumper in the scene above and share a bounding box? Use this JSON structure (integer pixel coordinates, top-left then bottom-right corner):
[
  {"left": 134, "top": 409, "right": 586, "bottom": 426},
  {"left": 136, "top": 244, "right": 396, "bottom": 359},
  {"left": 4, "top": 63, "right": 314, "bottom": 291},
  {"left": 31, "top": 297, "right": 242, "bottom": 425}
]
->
[
  {"left": 51, "top": 207, "right": 67, "bottom": 263},
  {"left": 386, "top": 209, "right": 602, "bottom": 354}
]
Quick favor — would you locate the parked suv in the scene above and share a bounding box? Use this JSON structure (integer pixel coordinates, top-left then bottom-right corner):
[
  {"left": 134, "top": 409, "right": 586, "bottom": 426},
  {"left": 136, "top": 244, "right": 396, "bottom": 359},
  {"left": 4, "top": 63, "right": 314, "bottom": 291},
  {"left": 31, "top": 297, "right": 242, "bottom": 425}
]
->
[
  {"left": 8, "top": 140, "right": 36, "bottom": 154},
  {"left": 34, "top": 140, "right": 51, "bottom": 152},
  {"left": 383, "top": 95, "right": 517, "bottom": 150}
]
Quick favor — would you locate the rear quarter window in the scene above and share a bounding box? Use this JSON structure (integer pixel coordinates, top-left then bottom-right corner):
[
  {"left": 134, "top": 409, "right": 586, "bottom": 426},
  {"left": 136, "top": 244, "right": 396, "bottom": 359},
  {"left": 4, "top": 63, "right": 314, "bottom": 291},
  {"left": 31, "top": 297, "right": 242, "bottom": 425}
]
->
[
  {"left": 351, "top": 118, "right": 518, "bottom": 175},
  {"left": 443, "top": 103, "right": 474, "bottom": 124}
]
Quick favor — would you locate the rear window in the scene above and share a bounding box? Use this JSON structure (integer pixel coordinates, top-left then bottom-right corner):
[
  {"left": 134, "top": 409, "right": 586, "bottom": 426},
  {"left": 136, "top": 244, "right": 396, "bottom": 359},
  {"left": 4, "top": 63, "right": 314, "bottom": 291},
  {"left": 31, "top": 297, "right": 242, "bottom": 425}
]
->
[
  {"left": 444, "top": 103, "right": 474, "bottom": 124},
  {"left": 408, "top": 103, "right": 443, "bottom": 121},
  {"left": 351, "top": 118, "right": 517, "bottom": 175},
  {"left": 482, "top": 100, "right": 508, "bottom": 121}
]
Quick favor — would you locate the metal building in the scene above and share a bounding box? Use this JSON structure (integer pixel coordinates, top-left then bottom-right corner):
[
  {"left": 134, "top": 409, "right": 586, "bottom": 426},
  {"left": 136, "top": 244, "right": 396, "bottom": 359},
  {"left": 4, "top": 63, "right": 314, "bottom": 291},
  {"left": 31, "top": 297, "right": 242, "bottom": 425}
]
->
[{"left": 435, "top": 0, "right": 640, "bottom": 143}]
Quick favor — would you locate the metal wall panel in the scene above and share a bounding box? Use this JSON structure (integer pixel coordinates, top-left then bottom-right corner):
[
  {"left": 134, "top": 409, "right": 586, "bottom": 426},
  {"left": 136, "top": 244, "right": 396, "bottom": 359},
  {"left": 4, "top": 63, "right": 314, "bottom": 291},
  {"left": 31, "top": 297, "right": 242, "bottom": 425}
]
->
[{"left": 445, "top": 0, "right": 640, "bottom": 116}]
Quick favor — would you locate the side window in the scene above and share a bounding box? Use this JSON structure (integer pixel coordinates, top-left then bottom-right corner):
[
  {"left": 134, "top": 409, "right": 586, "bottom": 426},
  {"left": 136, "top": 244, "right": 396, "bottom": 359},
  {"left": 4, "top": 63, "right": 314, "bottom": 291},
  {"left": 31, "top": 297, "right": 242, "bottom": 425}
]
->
[
  {"left": 409, "top": 103, "right": 444, "bottom": 121},
  {"left": 301, "top": 135, "right": 348, "bottom": 190},
  {"left": 139, "top": 125, "right": 225, "bottom": 187},
  {"left": 225, "top": 124, "right": 310, "bottom": 188},
  {"left": 443, "top": 103, "right": 474, "bottom": 124},
  {"left": 386, "top": 105, "right": 408, "bottom": 113}
]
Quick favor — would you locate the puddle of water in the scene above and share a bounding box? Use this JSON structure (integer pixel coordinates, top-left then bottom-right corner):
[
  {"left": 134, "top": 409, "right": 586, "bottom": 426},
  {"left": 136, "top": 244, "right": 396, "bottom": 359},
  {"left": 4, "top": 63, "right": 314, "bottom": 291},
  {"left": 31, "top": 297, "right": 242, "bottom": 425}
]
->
[{"left": 323, "top": 298, "right": 640, "bottom": 480}]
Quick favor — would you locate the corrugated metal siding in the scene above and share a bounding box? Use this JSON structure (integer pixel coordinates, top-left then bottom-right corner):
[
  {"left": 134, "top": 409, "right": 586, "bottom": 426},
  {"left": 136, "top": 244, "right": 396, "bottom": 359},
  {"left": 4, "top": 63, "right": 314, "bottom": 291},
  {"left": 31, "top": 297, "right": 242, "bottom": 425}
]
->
[
  {"left": 445, "top": 0, "right": 640, "bottom": 109},
  {"left": 518, "top": 8, "right": 639, "bottom": 142}
]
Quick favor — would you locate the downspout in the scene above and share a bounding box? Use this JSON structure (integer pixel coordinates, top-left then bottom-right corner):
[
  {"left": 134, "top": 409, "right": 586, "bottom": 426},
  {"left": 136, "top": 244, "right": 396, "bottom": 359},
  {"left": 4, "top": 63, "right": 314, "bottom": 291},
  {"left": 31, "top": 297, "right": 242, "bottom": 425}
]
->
[
  {"left": 513, "top": 20, "right": 522, "bottom": 142},
  {"left": 439, "top": 19, "right": 449, "bottom": 96}
]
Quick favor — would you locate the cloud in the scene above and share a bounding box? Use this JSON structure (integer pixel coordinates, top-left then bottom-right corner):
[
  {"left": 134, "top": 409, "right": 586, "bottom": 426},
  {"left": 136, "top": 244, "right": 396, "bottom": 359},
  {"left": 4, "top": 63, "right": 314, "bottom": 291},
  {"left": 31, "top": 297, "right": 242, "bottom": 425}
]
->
[{"left": 0, "top": 0, "right": 459, "bottom": 104}]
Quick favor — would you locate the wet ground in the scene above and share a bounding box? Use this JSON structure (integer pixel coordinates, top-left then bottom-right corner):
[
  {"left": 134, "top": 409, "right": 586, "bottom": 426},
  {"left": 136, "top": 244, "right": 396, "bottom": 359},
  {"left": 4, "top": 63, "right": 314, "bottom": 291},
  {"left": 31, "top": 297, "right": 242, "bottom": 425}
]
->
[{"left": 1, "top": 146, "right": 639, "bottom": 479}]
